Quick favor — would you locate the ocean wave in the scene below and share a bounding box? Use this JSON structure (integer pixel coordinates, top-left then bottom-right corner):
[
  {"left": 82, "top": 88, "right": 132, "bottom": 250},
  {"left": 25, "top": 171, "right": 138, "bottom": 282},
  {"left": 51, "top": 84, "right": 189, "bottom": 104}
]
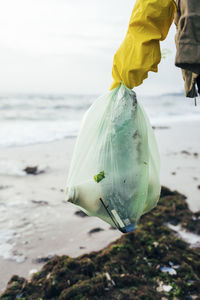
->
[
  {"left": 0, "top": 93, "right": 199, "bottom": 148},
  {"left": 0, "top": 120, "right": 80, "bottom": 148}
]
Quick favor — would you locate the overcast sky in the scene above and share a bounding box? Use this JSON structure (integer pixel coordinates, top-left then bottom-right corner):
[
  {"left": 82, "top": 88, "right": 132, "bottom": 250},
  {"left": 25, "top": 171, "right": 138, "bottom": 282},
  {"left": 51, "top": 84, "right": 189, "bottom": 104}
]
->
[{"left": 0, "top": 0, "right": 184, "bottom": 96}]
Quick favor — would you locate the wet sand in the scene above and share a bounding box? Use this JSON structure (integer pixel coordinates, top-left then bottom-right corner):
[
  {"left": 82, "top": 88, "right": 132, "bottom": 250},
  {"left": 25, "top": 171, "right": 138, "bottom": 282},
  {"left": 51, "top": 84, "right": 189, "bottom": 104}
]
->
[
  {"left": 1, "top": 186, "right": 200, "bottom": 299},
  {"left": 0, "top": 120, "right": 200, "bottom": 292}
]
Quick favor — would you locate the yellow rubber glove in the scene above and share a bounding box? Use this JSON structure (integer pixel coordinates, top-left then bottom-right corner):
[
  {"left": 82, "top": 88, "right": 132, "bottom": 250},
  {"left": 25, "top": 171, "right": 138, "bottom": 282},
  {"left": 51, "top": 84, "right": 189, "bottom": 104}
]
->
[{"left": 110, "top": 0, "right": 176, "bottom": 90}]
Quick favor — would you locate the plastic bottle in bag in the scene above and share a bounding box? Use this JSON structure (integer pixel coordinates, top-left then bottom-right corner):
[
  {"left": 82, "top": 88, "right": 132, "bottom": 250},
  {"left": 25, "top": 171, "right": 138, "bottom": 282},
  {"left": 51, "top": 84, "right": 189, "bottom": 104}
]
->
[{"left": 66, "top": 83, "right": 160, "bottom": 233}]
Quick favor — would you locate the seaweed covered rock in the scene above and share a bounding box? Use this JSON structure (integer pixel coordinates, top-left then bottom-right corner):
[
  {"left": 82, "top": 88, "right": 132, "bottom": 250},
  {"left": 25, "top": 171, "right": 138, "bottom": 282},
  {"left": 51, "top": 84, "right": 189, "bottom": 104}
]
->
[{"left": 1, "top": 187, "right": 200, "bottom": 300}]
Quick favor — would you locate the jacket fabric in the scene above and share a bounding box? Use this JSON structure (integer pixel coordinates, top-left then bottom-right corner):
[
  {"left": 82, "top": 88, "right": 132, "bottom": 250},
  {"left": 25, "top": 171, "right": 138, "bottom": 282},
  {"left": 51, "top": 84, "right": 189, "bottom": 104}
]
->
[
  {"left": 175, "top": 0, "right": 200, "bottom": 97},
  {"left": 110, "top": 0, "right": 176, "bottom": 90}
]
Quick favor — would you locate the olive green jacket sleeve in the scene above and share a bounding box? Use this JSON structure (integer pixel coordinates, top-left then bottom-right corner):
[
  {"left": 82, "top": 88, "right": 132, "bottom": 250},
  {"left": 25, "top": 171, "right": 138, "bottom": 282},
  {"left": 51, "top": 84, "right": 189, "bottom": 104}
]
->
[{"left": 175, "top": 0, "right": 200, "bottom": 97}]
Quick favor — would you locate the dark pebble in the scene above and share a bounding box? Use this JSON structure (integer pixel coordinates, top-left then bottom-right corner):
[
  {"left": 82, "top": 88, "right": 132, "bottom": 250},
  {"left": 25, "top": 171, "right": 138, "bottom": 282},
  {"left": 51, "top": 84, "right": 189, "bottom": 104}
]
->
[
  {"left": 88, "top": 227, "right": 104, "bottom": 234},
  {"left": 24, "top": 166, "right": 45, "bottom": 175},
  {"left": 109, "top": 226, "right": 117, "bottom": 230},
  {"left": 32, "top": 255, "right": 56, "bottom": 264},
  {"left": 31, "top": 200, "right": 48, "bottom": 205},
  {"left": 74, "top": 210, "right": 88, "bottom": 218},
  {"left": 181, "top": 150, "right": 191, "bottom": 155}
]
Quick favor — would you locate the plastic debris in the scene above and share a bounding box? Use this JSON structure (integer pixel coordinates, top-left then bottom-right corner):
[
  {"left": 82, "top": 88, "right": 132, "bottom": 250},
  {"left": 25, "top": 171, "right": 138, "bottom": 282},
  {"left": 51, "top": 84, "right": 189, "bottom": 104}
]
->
[{"left": 160, "top": 266, "right": 177, "bottom": 275}]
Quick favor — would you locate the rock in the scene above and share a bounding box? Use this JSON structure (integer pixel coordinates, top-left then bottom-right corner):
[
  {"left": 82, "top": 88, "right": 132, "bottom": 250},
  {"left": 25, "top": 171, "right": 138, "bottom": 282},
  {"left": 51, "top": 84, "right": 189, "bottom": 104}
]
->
[
  {"left": 88, "top": 227, "right": 104, "bottom": 234},
  {"left": 32, "top": 255, "right": 56, "bottom": 264},
  {"left": 31, "top": 200, "right": 48, "bottom": 205},
  {"left": 74, "top": 210, "right": 88, "bottom": 218},
  {"left": 23, "top": 166, "right": 45, "bottom": 175},
  {"left": 181, "top": 150, "right": 191, "bottom": 155}
]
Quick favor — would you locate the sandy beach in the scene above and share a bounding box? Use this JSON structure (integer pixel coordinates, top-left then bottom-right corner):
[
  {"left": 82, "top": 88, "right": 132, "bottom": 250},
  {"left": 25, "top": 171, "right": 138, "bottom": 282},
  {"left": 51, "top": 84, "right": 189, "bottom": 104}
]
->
[{"left": 0, "top": 120, "right": 200, "bottom": 292}]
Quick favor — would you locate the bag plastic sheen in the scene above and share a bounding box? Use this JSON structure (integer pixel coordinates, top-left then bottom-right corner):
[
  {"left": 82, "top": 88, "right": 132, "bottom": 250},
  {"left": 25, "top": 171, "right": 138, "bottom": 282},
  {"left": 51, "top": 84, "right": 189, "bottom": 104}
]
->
[{"left": 66, "top": 83, "right": 160, "bottom": 233}]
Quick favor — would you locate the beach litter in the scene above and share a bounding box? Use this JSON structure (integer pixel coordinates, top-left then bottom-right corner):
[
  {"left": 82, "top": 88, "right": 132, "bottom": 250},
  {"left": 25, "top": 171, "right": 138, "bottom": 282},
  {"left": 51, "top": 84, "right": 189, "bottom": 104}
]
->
[
  {"left": 29, "top": 269, "right": 38, "bottom": 277},
  {"left": 156, "top": 281, "right": 173, "bottom": 292},
  {"left": 160, "top": 266, "right": 177, "bottom": 275},
  {"left": 66, "top": 84, "right": 160, "bottom": 233}
]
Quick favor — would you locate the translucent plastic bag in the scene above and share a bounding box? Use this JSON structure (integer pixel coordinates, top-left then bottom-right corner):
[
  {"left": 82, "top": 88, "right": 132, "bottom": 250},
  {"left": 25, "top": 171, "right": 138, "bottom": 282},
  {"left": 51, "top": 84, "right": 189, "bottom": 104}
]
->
[{"left": 66, "top": 83, "right": 160, "bottom": 233}]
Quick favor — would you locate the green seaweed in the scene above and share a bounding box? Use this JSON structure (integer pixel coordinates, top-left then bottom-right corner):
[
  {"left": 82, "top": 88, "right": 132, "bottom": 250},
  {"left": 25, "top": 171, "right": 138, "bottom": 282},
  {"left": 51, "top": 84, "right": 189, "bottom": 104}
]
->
[{"left": 1, "top": 186, "right": 200, "bottom": 300}]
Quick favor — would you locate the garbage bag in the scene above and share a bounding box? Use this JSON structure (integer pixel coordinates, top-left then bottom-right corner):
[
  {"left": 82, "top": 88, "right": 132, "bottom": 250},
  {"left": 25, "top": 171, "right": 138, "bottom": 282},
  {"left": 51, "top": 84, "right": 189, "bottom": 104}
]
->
[{"left": 66, "top": 83, "right": 160, "bottom": 233}]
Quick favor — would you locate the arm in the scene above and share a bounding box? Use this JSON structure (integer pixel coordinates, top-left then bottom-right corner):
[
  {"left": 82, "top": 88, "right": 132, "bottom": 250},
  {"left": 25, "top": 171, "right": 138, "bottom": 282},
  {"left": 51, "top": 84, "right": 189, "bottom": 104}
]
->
[{"left": 110, "top": 0, "right": 177, "bottom": 90}]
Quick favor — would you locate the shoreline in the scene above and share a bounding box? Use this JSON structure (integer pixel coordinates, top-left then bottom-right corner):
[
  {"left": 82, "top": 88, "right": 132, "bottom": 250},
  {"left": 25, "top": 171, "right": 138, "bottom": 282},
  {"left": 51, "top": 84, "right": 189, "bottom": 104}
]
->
[
  {"left": 1, "top": 186, "right": 200, "bottom": 299},
  {"left": 0, "top": 120, "right": 200, "bottom": 292}
]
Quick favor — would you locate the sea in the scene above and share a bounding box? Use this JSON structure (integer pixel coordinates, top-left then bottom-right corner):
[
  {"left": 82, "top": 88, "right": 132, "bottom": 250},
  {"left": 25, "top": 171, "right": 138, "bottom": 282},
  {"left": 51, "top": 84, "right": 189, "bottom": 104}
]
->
[{"left": 0, "top": 92, "right": 199, "bottom": 148}]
